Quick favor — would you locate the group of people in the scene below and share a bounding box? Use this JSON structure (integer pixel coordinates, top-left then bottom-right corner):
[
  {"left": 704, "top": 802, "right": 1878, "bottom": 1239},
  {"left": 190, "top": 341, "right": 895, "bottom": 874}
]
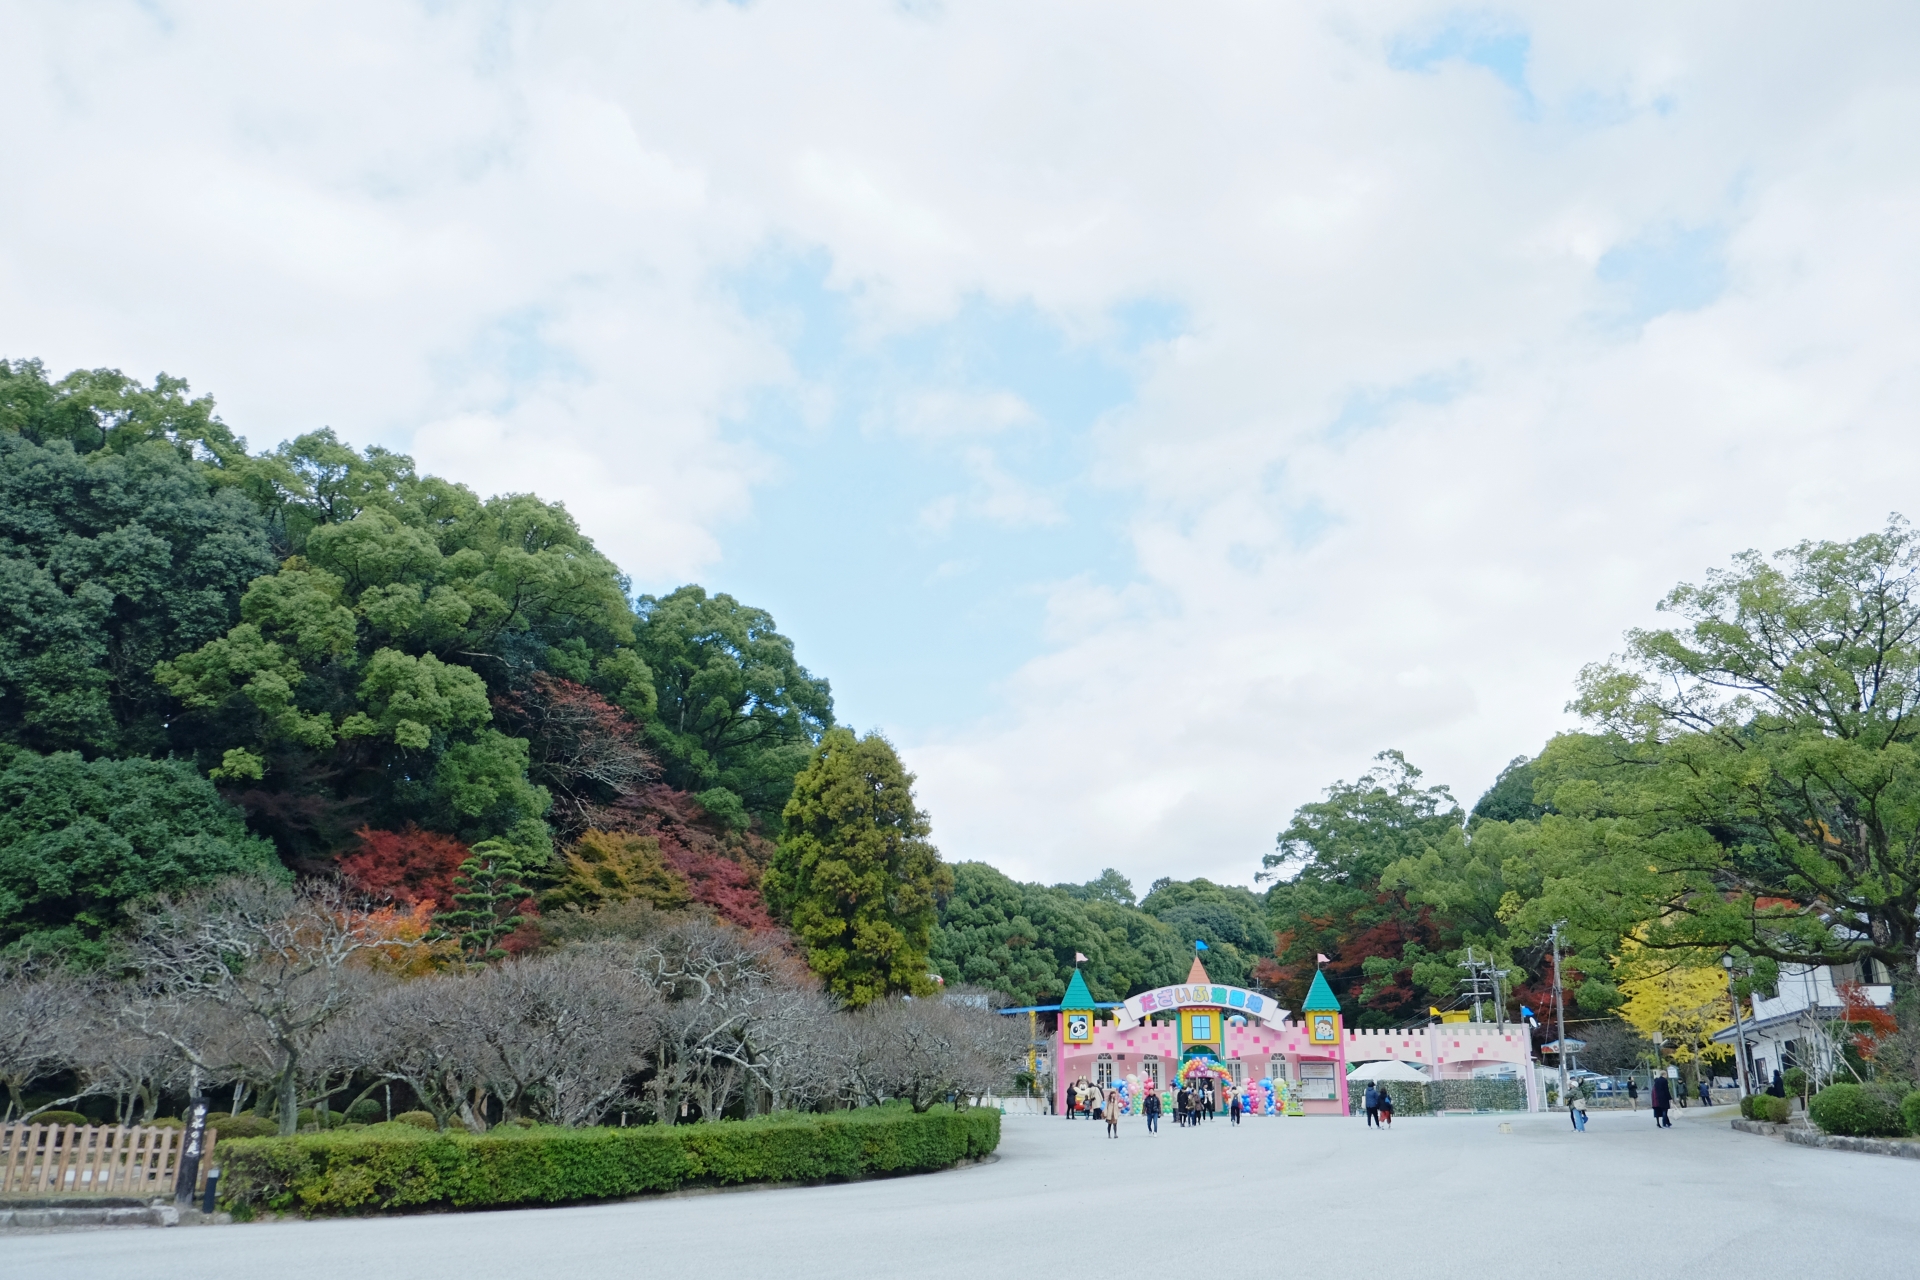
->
[
  {"left": 1063, "top": 1076, "right": 1247, "bottom": 1136},
  {"left": 1574, "top": 1072, "right": 1716, "bottom": 1130},
  {"left": 1360, "top": 1082, "right": 1397, "bottom": 1128}
]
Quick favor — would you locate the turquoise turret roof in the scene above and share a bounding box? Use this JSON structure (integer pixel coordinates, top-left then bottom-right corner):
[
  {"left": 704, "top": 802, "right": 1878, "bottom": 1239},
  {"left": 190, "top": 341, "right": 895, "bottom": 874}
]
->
[
  {"left": 1303, "top": 969, "right": 1340, "bottom": 1012},
  {"left": 1060, "top": 968, "right": 1096, "bottom": 1010}
]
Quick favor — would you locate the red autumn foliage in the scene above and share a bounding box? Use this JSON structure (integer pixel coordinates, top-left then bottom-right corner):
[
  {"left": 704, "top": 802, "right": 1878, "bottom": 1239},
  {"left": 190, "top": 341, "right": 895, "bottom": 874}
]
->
[
  {"left": 338, "top": 825, "right": 471, "bottom": 910},
  {"left": 599, "top": 784, "right": 779, "bottom": 932},
  {"left": 1262, "top": 902, "right": 1447, "bottom": 1024},
  {"left": 1839, "top": 979, "right": 1900, "bottom": 1060},
  {"left": 492, "top": 674, "right": 657, "bottom": 836}
]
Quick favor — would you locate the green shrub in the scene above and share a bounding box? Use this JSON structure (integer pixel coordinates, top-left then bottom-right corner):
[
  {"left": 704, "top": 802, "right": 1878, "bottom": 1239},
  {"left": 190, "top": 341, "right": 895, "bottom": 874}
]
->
[
  {"left": 1738, "top": 1095, "right": 1756, "bottom": 1120},
  {"left": 213, "top": 1113, "right": 281, "bottom": 1139},
  {"left": 1808, "top": 1083, "right": 1903, "bottom": 1137},
  {"left": 28, "top": 1110, "right": 91, "bottom": 1126},
  {"left": 1783, "top": 1067, "right": 1809, "bottom": 1098},
  {"left": 1901, "top": 1091, "right": 1920, "bottom": 1137},
  {"left": 344, "top": 1099, "right": 383, "bottom": 1125},
  {"left": 357, "top": 1121, "right": 440, "bottom": 1137},
  {"left": 393, "top": 1111, "right": 439, "bottom": 1130},
  {"left": 1756, "top": 1094, "right": 1791, "bottom": 1124},
  {"left": 217, "top": 1105, "right": 1000, "bottom": 1216}
]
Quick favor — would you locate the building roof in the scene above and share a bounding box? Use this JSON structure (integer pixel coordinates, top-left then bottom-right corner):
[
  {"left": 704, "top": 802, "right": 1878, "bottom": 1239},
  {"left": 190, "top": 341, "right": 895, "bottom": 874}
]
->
[
  {"left": 1060, "top": 968, "right": 1096, "bottom": 1010},
  {"left": 1303, "top": 969, "right": 1340, "bottom": 1012},
  {"left": 1186, "top": 956, "right": 1212, "bottom": 986}
]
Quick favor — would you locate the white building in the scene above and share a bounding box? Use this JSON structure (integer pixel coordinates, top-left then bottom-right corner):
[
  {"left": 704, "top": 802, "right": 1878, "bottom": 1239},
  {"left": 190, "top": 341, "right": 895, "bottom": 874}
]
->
[{"left": 1713, "top": 962, "right": 1894, "bottom": 1090}]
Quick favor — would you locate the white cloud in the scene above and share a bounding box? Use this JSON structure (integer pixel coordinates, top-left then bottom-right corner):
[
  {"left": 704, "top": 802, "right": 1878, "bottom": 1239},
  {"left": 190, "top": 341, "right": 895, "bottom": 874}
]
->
[{"left": 6, "top": 0, "right": 1920, "bottom": 894}]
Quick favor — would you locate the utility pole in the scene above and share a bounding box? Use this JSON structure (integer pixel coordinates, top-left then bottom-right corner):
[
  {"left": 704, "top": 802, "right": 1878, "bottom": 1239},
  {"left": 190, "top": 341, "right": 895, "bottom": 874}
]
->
[
  {"left": 1550, "top": 921, "right": 1569, "bottom": 1107},
  {"left": 1722, "top": 954, "right": 1751, "bottom": 1098},
  {"left": 1460, "top": 946, "right": 1485, "bottom": 1022},
  {"left": 1491, "top": 963, "right": 1510, "bottom": 1035}
]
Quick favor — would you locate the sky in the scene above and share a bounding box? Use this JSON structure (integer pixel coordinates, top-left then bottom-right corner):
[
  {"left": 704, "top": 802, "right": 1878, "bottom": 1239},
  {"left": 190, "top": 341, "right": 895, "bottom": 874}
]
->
[{"left": 7, "top": 1, "right": 1920, "bottom": 894}]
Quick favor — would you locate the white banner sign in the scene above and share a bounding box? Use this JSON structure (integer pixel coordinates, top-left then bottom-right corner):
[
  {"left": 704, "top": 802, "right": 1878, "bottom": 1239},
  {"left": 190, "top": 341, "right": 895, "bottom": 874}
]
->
[{"left": 1113, "top": 983, "right": 1290, "bottom": 1030}]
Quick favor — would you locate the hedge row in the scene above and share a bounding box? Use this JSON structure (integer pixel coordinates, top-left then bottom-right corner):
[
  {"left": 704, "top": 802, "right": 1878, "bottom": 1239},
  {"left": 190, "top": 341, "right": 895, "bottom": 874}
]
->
[
  {"left": 215, "top": 1104, "right": 1000, "bottom": 1216},
  {"left": 1805, "top": 1083, "right": 1918, "bottom": 1138}
]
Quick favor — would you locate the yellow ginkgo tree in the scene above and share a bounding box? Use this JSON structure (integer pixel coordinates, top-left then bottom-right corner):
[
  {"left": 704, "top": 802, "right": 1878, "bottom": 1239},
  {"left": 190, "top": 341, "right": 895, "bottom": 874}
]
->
[{"left": 1617, "top": 939, "right": 1734, "bottom": 1096}]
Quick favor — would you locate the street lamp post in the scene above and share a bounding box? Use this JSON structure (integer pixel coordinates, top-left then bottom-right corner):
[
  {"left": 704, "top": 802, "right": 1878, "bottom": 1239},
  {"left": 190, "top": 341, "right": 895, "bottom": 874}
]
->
[
  {"left": 1722, "top": 954, "right": 1751, "bottom": 1098},
  {"left": 1550, "top": 922, "right": 1569, "bottom": 1108}
]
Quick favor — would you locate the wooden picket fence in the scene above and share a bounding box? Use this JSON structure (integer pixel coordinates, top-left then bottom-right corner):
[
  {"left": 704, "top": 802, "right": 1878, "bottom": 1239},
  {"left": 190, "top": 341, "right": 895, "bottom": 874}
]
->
[{"left": 0, "top": 1123, "right": 218, "bottom": 1197}]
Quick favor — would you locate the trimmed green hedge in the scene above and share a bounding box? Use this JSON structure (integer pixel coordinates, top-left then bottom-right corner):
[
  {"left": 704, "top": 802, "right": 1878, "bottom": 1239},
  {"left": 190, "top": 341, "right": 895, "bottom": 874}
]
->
[
  {"left": 1808, "top": 1083, "right": 1904, "bottom": 1137},
  {"left": 215, "top": 1105, "right": 999, "bottom": 1216}
]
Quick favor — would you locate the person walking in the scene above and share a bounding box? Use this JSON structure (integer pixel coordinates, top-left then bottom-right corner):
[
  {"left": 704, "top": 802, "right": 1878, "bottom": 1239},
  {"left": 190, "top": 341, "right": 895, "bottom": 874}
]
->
[
  {"left": 1378, "top": 1085, "right": 1394, "bottom": 1129},
  {"left": 1207, "top": 1085, "right": 1218, "bottom": 1122},
  {"left": 1174, "top": 1085, "right": 1189, "bottom": 1128},
  {"left": 1364, "top": 1082, "right": 1381, "bottom": 1128},
  {"left": 1229, "top": 1087, "right": 1242, "bottom": 1126},
  {"left": 1144, "top": 1087, "right": 1162, "bottom": 1134},
  {"left": 1627, "top": 1077, "right": 1639, "bottom": 1111},
  {"left": 1105, "top": 1088, "right": 1121, "bottom": 1138},
  {"left": 1698, "top": 1078, "right": 1712, "bottom": 1107},
  {"left": 1650, "top": 1074, "right": 1672, "bottom": 1128},
  {"left": 1571, "top": 1090, "right": 1588, "bottom": 1132}
]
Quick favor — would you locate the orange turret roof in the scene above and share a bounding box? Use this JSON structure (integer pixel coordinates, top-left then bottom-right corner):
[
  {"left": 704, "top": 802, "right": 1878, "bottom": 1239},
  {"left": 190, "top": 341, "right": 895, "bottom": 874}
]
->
[{"left": 1186, "top": 956, "right": 1212, "bottom": 986}]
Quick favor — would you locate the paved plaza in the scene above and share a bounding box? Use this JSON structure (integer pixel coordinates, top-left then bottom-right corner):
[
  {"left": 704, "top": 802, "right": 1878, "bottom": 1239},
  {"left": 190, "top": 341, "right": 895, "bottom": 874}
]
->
[{"left": 10, "top": 1106, "right": 1918, "bottom": 1280}]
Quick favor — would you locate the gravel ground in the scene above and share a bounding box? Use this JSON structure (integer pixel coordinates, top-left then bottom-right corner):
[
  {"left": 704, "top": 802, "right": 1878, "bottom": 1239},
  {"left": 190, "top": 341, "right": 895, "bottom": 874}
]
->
[{"left": 8, "top": 1103, "right": 1915, "bottom": 1280}]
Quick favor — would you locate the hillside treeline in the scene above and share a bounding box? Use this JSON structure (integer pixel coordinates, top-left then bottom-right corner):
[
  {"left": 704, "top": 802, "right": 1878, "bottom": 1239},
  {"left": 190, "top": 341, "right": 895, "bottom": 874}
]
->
[{"left": 7, "top": 357, "right": 1920, "bottom": 1105}]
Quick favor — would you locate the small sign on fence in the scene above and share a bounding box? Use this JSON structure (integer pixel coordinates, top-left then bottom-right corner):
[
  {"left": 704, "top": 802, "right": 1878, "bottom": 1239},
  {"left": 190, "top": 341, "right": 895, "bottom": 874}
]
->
[{"left": 174, "top": 1098, "right": 210, "bottom": 1205}]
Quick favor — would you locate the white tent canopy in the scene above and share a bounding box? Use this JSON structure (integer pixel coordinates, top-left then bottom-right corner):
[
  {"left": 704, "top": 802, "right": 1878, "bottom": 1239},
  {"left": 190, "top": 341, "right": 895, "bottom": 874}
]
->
[{"left": 1346, "top": 1060, "right": 1431, "bottom": 1083}]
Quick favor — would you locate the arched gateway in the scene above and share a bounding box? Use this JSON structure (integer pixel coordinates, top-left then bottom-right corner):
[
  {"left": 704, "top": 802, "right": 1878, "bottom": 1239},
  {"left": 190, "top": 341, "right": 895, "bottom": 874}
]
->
[{"left": 1017, "top": 956, "right": 1541, "bottom": 1116}]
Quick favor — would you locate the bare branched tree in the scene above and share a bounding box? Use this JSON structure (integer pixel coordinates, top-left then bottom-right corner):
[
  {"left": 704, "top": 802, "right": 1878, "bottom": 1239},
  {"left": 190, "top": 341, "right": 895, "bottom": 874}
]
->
[
  {"left": 846, "top": 997, "right": 1027, "bottom": 1111},
  {"left": 601, "top": 918, "right": 793, "bottom": 1122},
  {"left": 329, "top": 976, "right": 485, "bottom": 1132},
  {"left": 121, "top": 877, "right": 395, "bottom": 1135},
  {"left": 0, "top": 960, "right": 89, "bottom": 1121}
]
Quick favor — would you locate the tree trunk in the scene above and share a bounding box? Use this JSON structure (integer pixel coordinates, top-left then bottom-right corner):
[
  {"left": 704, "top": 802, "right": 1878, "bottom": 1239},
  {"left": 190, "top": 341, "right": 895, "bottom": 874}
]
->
[{"left": 276, "top": 1055, "right": 301, "bottom": 1136}]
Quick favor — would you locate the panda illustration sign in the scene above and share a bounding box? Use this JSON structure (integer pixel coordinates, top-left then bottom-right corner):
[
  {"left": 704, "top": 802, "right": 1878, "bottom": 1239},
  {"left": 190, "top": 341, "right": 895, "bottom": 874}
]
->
[{"left": 1064, "top": 1012, "right": 1093, "bottom": 1043}]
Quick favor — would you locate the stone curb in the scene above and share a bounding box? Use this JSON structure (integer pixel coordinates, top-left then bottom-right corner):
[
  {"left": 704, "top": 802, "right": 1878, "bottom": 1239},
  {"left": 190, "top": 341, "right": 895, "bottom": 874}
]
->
[
  {"left": 0, "top": 1201, "right": 179, "bottom": 1229},
  {"left": 1732, "top": 1118, "right": 1920, "bottom": 1159}
]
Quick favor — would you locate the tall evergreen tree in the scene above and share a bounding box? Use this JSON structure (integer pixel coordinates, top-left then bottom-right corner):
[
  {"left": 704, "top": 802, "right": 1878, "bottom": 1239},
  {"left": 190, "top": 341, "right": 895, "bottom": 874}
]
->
[{"left": 764, "top": 729, "right": 950, "bottom": 1005}]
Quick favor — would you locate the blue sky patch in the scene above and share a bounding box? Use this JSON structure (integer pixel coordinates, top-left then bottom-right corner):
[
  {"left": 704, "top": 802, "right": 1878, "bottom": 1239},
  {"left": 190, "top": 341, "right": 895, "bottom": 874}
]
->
[
  {"left": 1596, "top": 224, "right": 1729, "bottom": 325},
  {"left": 1390, "top": 11, "right": 1534, "bottom": 113},
  {"left": 660, "top": 252, "right": 1178, "bottom": 736}
]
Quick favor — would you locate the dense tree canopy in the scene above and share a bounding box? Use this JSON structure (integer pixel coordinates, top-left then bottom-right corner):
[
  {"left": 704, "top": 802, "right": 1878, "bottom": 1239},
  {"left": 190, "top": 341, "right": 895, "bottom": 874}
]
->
[
  {"left": 152, "top": 438, "right": 657, "bottom": 859},
  {"left": 1260, "top": 751, "right": 1467, "bottom": 1024},
  {"left": 633, "top": 586, "right": 833, "bottom": 826},
  {"left": 1534, "top": 516, "right": 1920, "bottom": 975},
  {"left": 0, "top": 431, "right": 277, "bottom": 756},
  {"left": 932, "top": 865, "right": 1263, "bottom": 1004},
  {"left": 0, "top": 360, "right": 830, "bottom": 971},
  {"left": 0, "top": 746, "right": 283, "bottom": 961}
]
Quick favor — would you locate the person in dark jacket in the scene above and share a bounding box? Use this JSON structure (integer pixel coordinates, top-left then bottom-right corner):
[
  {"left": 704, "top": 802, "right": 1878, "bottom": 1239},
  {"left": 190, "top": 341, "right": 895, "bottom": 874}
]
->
[
  {"left": 1364, "top": 1083, "right": 1381, "bottom": 1127},
  {"left": 1698, "top": 1078, "right": 1712, "bottom": 1107},
  {"left": 1627, "top": 1077, "right": 1639, "bottom": 1110},
  {"left": 1378, "top": 1085, "right": 1395, "bottom": 1128},
  {"left": 1144, "top": 1088, "right": 1162, "bottom": 1134},
  {"left": 1650, "top": 1074, "right": 1673, "bottom": 1127}
]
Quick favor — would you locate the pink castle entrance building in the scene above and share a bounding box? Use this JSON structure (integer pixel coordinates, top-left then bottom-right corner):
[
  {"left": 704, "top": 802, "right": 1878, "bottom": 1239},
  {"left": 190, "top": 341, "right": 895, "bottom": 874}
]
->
[{"left": 1047, "top": 958, "right": 1541, "bottom": 1115}]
